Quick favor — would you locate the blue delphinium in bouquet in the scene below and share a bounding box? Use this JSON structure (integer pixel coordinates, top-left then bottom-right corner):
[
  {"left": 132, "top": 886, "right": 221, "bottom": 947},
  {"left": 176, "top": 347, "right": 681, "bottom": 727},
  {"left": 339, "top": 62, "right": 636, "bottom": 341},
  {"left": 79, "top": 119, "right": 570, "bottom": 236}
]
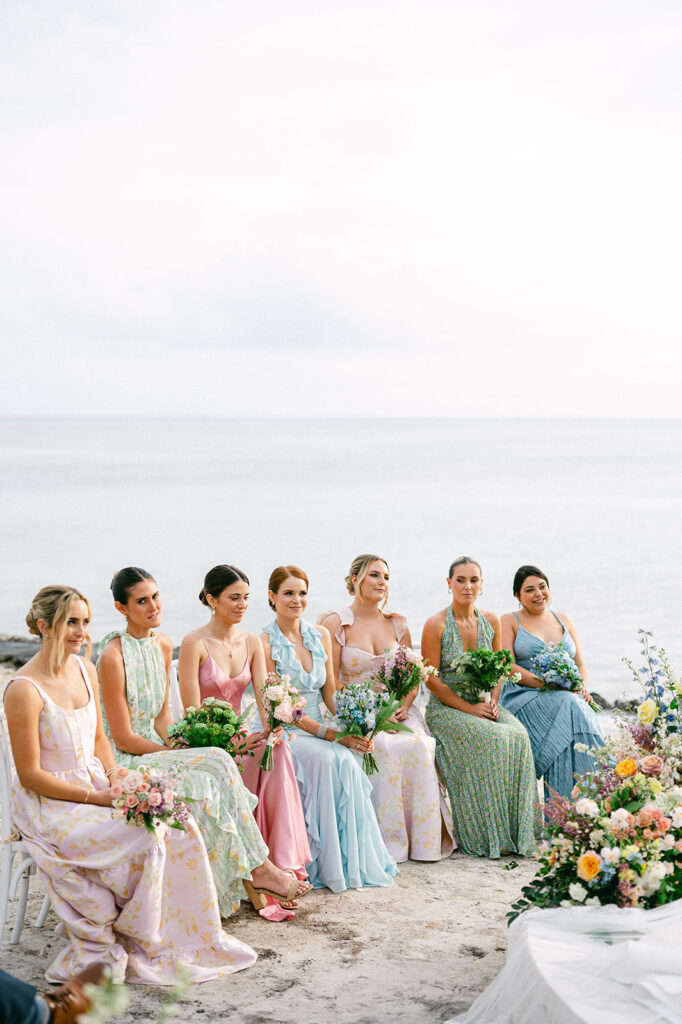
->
[
  {"left": 334, "top": 680, "right": 410, "bottom": 774},
  {"left": 531, "top": 643, "right": 600, "bottom": 712}
]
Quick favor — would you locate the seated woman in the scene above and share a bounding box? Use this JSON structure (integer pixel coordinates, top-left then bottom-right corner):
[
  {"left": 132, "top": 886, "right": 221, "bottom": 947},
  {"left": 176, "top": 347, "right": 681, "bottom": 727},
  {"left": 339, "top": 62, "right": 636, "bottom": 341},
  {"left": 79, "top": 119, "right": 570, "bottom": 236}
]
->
[
  {"left": 3, "top": 585, "right": 256, "bottom": 984},
  {"left": 178, "top": 564, "right": 312, "bottom": 887},
  {"left": 262, "top": 564, "right": 397, "bottom": 892},
  {"left": 97, "top": 566, "right": 306, "bottom": 917},
  {"left": 422, "top": 557, "right": 537, "bottom": 858},
  {"left": 499, "top": 565, "right": 604, "bottom": 800},
  {"left": 321, "top": 554, "right": 454, "bottom": 862}
]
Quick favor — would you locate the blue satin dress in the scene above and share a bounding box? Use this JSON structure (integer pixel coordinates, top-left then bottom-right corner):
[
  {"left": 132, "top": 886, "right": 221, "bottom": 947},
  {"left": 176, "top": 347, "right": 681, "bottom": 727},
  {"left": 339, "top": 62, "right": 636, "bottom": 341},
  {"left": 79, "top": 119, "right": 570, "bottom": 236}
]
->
[
  {"left": 499, "top": 613, "right": 604, "bottom": 800},
  {"left": 263, "top": 620, "right": 397, "bottom": 892}
]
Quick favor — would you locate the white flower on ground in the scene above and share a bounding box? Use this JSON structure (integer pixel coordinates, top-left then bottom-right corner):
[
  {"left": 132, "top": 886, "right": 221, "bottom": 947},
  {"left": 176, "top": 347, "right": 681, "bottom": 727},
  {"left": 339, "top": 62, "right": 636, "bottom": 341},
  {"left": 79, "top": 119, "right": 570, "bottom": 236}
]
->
[{"left": 568, "top": 882, "right": 588, "bottom": 902}]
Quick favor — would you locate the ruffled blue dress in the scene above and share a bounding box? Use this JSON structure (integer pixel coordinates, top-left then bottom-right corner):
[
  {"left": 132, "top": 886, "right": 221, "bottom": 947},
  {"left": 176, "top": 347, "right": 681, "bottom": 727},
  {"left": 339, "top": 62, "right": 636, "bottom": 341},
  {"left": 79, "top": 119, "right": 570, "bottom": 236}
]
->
[
  {"left": 263, "top": 620, "right": 397, "bottom": 893},
  {"left": 499, "top": 613, "right": 605, "bottom": 800}
]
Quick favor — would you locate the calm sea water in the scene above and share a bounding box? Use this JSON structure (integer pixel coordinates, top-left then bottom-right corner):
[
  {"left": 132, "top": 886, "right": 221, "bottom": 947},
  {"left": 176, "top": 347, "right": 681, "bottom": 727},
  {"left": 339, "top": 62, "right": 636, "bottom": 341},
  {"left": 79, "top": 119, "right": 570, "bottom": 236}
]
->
[{"left": 1, "top": 417, "right": 681, "bottom": 701}]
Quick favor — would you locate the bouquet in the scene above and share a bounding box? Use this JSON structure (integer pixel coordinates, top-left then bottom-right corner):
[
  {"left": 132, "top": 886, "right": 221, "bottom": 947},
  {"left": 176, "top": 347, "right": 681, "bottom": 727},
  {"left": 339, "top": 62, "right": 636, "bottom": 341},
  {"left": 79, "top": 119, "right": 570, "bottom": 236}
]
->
[
  {"left": 258, "top": 672, "right": 306, "bottom": 771},
  {"left": 531, "top": 643, "right": 600, "bottom": 712},
  {"left": 334, "top": 680, "right": 411, "bottom": 775},
  {"left": 369, "top": 644, "right": 436, "bottom": 703},
  {"left": 450, "top": 648, "right": 517, "bottom": 704},
  {"left": 510, "top": 631, "right": 682, "bottom": 921},
  {"left": 167, "top": 697, "right": 251, "bottom": 766},
  {"left": 111, "top": 765, "right": 191, "bottom": 834}
]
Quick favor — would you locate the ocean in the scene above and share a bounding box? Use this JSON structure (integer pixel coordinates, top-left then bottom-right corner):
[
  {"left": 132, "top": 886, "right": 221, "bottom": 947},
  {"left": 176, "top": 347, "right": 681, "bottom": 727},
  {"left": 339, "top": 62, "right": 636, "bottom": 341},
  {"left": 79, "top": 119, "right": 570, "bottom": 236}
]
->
[{"left": 1, "top": 417, "right": 681, "bottom": 702}]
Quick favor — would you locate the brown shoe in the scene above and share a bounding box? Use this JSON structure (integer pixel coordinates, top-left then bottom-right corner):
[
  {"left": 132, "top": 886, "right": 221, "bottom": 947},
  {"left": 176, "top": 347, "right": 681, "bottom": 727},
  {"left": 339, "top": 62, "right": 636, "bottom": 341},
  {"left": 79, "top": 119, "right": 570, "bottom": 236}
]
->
[{"left": 43, "top": 961, "right": 111, "bottom": 1024}]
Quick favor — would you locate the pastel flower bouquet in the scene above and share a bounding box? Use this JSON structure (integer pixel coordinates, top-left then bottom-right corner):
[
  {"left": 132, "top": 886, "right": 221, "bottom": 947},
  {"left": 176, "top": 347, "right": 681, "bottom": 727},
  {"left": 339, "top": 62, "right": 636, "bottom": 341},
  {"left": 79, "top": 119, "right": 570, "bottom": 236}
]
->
[
  {"left": 450, "top": 647, "right": 517, "bottom": 704},
  {"left": 510, "top": 631, "right": 682, "bottom": 921},
  {"left": 334, "top": 680, "right": 411, "bottom": 775},
  {"left": 530, "top": 643, "right": 600, "bottom": 712},
  {"left": 167, "top": 697, "right": 251, "bottom": 765},
  {"left": 111, "top": 765, "right": 192, "bottom": 834},
  {"left": 258, "top": 671, "right": 306, "bottom": 770},
  {"left": 369, "top": 643, "right": 436, "bottom": 702}
]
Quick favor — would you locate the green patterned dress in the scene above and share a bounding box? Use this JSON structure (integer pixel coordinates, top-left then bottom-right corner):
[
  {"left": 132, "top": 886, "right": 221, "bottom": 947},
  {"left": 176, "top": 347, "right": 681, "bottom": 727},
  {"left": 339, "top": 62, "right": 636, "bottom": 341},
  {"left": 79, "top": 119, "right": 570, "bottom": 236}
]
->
[
  {"left": 424, "top": 609, "right": 536, "bottom": 858},
  {"left": 98, "top": 630, "right": 268, "bottom": 917}
]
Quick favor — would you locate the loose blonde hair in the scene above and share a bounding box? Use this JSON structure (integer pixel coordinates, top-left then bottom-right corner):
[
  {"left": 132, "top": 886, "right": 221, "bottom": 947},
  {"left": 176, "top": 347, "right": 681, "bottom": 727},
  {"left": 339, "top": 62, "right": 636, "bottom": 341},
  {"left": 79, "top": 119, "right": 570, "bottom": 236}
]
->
[
  {"left": 26, "top": 585, "right": 91, "bottom": 671},
  {"left": 345, "top": 554, "right": 389, "bottom": 608}
]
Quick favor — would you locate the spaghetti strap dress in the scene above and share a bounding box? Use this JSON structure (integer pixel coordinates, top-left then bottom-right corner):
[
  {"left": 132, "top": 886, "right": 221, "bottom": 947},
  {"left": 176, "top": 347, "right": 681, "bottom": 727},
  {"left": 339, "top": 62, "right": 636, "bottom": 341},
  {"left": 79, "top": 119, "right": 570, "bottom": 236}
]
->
[
  {"left": 6, "top": 657, "right": 256, "bottom": 985},
  {"left": 335, "top": 608, "right": 454, "bottom": 862},
  {"left": 499, "top": 612, "right": 605, "bottom": 800},
  {"left": 263, "top": 619, "right": 397, "bottom": 892},
  {"left": 424, "top": 609, "right": 537, "bottom": 858},
  {"left": 196, "top": 634, "right": 311, "bottom": 878},
  {"left": 98, "top": 631, "right": 268, "bottom": 918}
]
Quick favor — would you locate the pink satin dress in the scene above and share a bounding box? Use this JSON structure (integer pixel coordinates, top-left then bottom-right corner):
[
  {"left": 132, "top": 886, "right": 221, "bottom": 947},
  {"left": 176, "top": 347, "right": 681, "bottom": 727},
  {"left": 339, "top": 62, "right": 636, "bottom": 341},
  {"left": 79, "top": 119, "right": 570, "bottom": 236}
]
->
[{"left": 196, "top": 636, "right": 311, "bottom": 879}]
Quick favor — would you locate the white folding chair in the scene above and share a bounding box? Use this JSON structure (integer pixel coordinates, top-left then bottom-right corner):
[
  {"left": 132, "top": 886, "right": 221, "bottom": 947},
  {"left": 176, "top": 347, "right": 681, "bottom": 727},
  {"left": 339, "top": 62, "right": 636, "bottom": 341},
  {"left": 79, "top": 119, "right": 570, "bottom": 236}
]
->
[{"left": 0, "top": 706, "right": 51, "bottom": 944}]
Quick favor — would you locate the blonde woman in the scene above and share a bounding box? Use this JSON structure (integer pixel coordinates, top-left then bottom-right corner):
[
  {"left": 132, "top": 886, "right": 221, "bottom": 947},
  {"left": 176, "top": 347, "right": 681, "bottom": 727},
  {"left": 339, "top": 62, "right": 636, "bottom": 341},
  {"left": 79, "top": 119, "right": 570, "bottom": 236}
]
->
[
  {"left": 322, "top": 554, "right": 454, "bottom": 862},
  {"left": 2, "top": 585, "right": 256, "bottom": 984}
]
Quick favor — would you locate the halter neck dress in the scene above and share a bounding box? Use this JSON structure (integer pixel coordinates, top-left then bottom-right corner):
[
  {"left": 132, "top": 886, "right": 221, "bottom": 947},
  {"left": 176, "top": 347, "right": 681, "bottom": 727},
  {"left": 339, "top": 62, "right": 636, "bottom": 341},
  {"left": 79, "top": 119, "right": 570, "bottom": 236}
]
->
[
  {"left": 5, "top": 656, "right": 256, "bottom": 985},
  {"left": 195, "top": 633, "right": 311, "bottom": 878},
  {"left": 263, "top": 619, "right": 397, "bottom": 892},
  {"left": 424, "top": 609, "right": 536, "bottom": 858},
  {"left": 499, "top": 612, "right": 604, "bottom": 800},
  {"left": 98, "top": 630, "right": 268, "bottom": 918},
  {"left": 334, "top": 608, "right": 454, "bottom": 862}
]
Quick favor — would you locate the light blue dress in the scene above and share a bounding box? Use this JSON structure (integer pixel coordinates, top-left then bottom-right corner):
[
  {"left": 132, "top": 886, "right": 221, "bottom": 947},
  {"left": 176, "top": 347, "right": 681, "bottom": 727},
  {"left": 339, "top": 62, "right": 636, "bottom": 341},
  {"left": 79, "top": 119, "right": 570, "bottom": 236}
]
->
[
  {"left": 499, "top": 613, "right": 604, "bottom": 800},
  {"left": 263, "top": 620, "right": 397, "bottom": 893}
]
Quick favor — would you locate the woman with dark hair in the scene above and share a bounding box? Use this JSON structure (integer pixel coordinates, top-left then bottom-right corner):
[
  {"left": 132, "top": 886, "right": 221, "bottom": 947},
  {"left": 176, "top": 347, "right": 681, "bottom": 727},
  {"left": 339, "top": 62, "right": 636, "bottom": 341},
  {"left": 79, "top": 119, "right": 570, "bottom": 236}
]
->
[
  {"left": 98, "top": 567, "right": 306, "bottom": 919},
  {"left": 262, "top": 565, "right": 397, "bottom": 892},
  {"left": 4, "top": 585, "right": 257, "bottom": 984},
  {"left": 422, "top": 557, "right": 537, "bottom": 858},
  {"left": 499, "top": 565, "right": 604, "bottom": 800},
  {"left": 178, "top": 565, "right": 312, "bottom": 895},
  {"left": 322, "top": 554, "right": 454, "bottom": 863}
]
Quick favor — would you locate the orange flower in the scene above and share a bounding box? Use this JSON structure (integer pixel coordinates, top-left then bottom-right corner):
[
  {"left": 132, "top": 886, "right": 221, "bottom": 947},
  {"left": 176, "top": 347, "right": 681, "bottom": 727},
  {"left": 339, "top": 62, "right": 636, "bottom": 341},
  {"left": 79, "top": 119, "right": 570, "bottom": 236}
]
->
[
  {"left": 576, "top": 851, "right": 602, "bottom": 882},
  {"left": 615, "top": 758, "right": 637, "bottom": 778}
]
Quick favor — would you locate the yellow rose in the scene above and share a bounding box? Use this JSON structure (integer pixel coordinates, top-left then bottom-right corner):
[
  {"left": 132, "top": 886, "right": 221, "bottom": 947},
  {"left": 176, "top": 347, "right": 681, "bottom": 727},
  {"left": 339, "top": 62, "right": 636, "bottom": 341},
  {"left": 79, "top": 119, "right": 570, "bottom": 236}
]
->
[
  {"left": 576, "top": 851, "right": 602, "bottom": 882},
  {"left": 615, "top": 758, "right": 637, "bottom": 778},
  {"left": 637, "top": 699, "right": 657, "bottom": 725}
]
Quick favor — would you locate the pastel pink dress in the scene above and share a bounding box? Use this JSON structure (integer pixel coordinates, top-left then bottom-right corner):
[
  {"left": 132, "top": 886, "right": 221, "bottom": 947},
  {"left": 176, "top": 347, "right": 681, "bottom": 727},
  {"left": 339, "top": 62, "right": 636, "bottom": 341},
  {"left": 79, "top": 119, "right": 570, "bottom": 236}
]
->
[
  {"left": 196, "top": 635, "right": 312, "bottom": 879},
  {"left": 335, "top": 609, "right": 455, "bottom": 862},
  {"left": 7, "top": 658, "right": 256, "bottom": 986}
]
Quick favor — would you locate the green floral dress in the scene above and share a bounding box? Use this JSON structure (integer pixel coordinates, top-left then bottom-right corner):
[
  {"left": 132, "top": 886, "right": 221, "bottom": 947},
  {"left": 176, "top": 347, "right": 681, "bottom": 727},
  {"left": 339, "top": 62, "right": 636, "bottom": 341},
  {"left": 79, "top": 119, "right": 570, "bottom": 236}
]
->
[
  {"left": 98, "top": 630, "right": 268, "bottom": 917},
  {"left": 424, "top": 609, "right": 536, "bottom": 858}
]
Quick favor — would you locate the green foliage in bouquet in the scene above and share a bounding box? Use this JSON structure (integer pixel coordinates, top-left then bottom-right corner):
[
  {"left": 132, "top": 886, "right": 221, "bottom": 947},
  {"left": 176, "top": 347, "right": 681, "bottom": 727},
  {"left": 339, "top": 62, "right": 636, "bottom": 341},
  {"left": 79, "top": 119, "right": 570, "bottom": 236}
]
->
[
  {"left": 167, "top": 697, "right": 252, "bottom": 762},
  {"left": 450, "top": 648, "right": 515, "bottom": 704}
]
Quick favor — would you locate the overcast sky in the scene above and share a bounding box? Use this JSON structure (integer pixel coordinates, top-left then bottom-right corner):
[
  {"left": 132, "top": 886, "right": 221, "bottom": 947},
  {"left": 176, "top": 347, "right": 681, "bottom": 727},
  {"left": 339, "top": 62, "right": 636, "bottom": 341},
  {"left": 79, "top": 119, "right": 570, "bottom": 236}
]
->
[{"left": 2, "top": 1, "right": 681, "bottom": 417}]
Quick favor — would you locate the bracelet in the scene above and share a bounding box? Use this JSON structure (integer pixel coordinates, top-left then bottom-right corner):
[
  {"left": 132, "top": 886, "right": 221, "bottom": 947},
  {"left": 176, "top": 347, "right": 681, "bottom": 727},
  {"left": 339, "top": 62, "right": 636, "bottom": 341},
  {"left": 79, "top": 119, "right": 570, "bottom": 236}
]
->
[{"left": 315, "top": 723, "right": 329, "bottom": 741}]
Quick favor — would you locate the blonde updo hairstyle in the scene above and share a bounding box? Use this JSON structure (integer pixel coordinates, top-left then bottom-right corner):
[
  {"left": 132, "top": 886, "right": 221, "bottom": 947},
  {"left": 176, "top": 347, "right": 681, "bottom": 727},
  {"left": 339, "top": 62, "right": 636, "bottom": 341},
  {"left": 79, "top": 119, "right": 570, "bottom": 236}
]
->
[
  {"left": 345, "top": 553, "right": 389, "bottom": 608},
  {"left": 268, "top": 565, "right": 309, "bottom": 611},
  {"left": 26, "top": 585, "right": 92, "bottom": 671}
]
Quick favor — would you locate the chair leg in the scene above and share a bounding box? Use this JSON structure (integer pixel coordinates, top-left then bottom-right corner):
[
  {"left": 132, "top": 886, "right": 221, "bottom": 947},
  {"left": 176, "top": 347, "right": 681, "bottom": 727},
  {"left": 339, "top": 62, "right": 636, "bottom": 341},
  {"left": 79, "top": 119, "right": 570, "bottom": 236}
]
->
[
  {"left": 36, "top": 892, "right": 51, "bottom": 928},
  {"left": 0, "top": 845, "right": 13, "bottom": 940}
]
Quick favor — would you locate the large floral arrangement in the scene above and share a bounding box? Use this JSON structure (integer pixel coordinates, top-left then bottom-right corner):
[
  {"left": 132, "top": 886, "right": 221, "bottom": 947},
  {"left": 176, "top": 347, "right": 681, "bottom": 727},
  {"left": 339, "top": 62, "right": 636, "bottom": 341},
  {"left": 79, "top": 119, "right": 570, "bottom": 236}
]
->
[
  {"left": 369, "top": 644, "right": 436, "bottom": 702},
  {"left": 510, "top": 631, "right": 682, "bottom": 921},
  {"left": 450, "top": 648, "right": 517, "bottom": 704},
  {"left": 258, "top": 672, "right": 306, "bottom": 770},
  {"left": 334, "top": 680, "right": 410, "bottom": 775},
  {"left": 111, "top": 765, "right": 192, "bottom": 834},
  {"left": 530, "top": 643, "right": 600, "bottom": 712},
  {"left": 167, "top": 697, "right": 251, "bottom": 763}
]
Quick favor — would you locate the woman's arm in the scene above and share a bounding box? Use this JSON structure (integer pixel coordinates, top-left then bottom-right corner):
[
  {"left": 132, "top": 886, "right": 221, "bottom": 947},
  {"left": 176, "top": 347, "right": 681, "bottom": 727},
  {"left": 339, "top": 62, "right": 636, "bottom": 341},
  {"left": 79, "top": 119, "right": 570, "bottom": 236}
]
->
[
  {"left": 421, "top": 614, "right": 497, "bottom": 720},
  {"left": 319, "top": 613, "right": 343, "bottom": 688},
  {"left": 499, "top": 613, "right": 542, "bottom": 689},
  {"left": 177, "top": 633, "right": 203, "bottom": 710},
  {"left": 97, "top": 641, "right": 166, "bottom": 755},
  {"left": 4, "top": 679, "right": 113, "bottom": 806}
]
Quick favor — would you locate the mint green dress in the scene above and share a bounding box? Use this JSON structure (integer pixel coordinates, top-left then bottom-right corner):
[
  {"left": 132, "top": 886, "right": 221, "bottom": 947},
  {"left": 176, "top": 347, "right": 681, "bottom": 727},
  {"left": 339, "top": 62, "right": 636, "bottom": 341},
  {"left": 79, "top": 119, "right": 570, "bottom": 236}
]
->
[
  {"left": 424, "top": 610, "right": 536, "bottom": 858},
  {"left": 98, "top": 630, "right": 268, "bottom": 917}
]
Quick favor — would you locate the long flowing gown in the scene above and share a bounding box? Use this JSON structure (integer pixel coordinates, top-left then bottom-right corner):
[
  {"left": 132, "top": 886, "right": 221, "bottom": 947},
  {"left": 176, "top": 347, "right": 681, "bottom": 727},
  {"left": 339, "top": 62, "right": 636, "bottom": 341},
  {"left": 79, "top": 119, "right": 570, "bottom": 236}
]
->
[
  {"left": 263, "top": 619, "right": 397, "bottom": 892},
  {"left": 334, "top": 608, "right": 454, "bottom": 862},
  {"left": 98, "top": 631, "right": 268, "bottom": 918},
  {"left": 424, "top": 609, "right": 536, "bottom": 858},
  {"left": 499, "top": 613, "right": 605, "bottom": 800},
  {"left": 195, "top": 633, "right": 312, "bottom": 877},
  {"left": 7, "top": 658, "right": 256, "bottom": 985}
]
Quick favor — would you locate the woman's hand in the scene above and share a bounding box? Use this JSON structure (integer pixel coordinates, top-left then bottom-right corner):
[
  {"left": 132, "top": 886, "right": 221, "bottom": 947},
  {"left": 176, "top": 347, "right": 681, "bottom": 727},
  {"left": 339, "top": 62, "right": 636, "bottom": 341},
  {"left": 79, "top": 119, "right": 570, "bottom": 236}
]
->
[
  {"left": 468, "top": 701, "right": 499, "bottom": 721},
  {"left": 339, "top": 735, "right": 374, "bottom": 754}
]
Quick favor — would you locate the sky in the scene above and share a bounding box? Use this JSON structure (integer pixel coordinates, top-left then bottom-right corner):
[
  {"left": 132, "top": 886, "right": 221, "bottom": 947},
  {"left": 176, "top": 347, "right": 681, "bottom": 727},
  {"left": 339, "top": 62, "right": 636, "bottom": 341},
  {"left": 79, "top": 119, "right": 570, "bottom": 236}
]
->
[{"left": 2, "top": 1, "right": 682, "bottom": 417}]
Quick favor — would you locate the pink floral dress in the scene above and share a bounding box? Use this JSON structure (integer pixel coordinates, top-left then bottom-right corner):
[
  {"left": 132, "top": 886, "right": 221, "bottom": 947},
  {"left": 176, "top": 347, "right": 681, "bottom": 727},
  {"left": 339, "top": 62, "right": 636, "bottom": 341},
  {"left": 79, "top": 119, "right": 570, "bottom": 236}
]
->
[
  {"left": 7, "top": 657, "right": 257, "bottom": 985},
  {"left": 335, "top": 609, "right": 454, "bottom": 862}
]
